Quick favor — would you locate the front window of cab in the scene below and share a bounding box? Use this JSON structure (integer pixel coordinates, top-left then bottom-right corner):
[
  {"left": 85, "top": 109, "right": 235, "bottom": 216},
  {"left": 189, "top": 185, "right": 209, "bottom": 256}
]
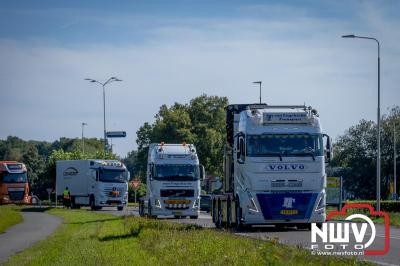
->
[
  {"left": 99, "top": 169, "right": 129, "bottom": 183},
  {"left": 247, "top": 133, "right": 324, "bottom": 157},
  {"left": 0, "top": 172, "right": 28, "bottom": 183},
  {"left": 154, "top": 164, "right": 200, "bottom": 181}
]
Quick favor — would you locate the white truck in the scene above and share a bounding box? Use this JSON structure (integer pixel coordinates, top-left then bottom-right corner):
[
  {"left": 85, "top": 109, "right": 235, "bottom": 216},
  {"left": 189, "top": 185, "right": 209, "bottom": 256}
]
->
[
  {"left": 212, "top": 104, "right": 332, "bottom": 230},
  {"left": 56, "top": 160, "right": 130, "bottom": 210},
  {"left": 139, "top": 143, "right": 205, "bottom": 219}
]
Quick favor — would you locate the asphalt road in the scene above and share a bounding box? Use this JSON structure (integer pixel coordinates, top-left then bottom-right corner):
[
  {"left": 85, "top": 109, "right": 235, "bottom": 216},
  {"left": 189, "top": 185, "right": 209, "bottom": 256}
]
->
[
  {"left": 0, "top": 211, "right": 62, "bottom": 264},
  {"left": 99, "top": 206, "right": 400, "bottom": 266}
]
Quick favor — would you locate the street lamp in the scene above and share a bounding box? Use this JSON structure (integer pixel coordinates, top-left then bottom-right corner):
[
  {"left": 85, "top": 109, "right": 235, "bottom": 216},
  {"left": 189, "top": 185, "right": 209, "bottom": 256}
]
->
[
  {"left": 82, "top": 122, "right": 87, "bottom": 154},
  {"left": 342, "top": 34, "right": 381, "bottom": 210},
  {"left": 85, "top": 77, "right": 122, "bottom": 155},
  {"left": 394, "top": 122, "right": 397, "bottom": 198},
  {"left": 253, "top": 81, "right": 262, "bottom": 104}
]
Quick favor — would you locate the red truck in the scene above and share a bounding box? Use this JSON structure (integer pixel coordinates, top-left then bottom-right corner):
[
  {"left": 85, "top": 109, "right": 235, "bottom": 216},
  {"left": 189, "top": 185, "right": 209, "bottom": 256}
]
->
[{"left": 0, "top": 161, "right": 31, "bottom": 204}]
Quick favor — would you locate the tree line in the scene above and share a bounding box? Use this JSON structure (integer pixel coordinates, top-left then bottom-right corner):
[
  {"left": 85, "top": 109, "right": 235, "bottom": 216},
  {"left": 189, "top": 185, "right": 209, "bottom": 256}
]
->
[{"left": 1, "top": 95, "right": 399, "bottom": 200}]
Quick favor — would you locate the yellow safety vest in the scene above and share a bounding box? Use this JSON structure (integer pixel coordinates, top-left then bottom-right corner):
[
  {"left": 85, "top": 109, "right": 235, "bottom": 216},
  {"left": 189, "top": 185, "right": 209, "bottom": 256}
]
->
[{"left": 63, "top": 190, "right": 70, "bottom": 199}]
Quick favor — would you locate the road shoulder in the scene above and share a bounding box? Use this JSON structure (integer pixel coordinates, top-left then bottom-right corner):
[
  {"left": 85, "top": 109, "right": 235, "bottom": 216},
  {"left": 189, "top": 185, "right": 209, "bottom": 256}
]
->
[{"left": 0, "top": 211, "right": 62, "bottom": 264}]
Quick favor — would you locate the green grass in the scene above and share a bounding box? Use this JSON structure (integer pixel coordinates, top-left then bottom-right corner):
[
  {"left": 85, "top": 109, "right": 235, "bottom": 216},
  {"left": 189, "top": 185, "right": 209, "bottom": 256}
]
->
[
  {"left": 327, "top": 206, "right": 400, "bottom": 226},
  {"left": 0, "top": 205, "right": 23, "bottom": 233},
  {"left": 5, "top": 208, "right": 372, "bottom": 266}
]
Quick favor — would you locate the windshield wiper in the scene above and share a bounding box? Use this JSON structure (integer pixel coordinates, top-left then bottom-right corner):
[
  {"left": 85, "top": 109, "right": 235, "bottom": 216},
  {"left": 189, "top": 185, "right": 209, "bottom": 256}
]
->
[
  {"left": 261, "top": 153, "right": 282, "bottom": 161},
  {"left": 290, "top": 152, "right": 315, "bottom": 161}
]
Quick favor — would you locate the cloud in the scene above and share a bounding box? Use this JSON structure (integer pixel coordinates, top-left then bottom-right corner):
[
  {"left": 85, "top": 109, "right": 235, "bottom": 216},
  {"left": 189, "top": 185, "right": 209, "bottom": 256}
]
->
[{"left": 0, "top": 1, "right": 399, "bottom": 157}]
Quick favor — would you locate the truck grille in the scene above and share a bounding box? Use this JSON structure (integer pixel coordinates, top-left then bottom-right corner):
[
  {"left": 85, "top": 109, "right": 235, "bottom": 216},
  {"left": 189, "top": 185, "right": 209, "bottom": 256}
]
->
[
  {"left": 165, "top": 204, "right": 190, "bottom": 210},
  {"left": 271, "top": 180, "right": 302, "bottom": 188},
  {"left": 160, "top": 189, "right": 194, "bottom": 198},
  {"left": 103, "top": 187, "right": 124, "bottom": 197},
  {"left": 8, "top": 191, "right": 24, "bottom": 201}
]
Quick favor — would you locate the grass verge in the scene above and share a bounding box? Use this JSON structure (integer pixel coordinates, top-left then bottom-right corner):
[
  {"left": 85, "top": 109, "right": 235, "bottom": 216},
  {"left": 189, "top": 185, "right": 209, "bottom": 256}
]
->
[
  {"left": 0, "top": 205, "right": 23, "bottom": 233},
  {"left": 327, "top": 206, "right": 400, "bottom": 227},
  {"left": 5, "top": 209, "right": 372, "bottom": 266}
]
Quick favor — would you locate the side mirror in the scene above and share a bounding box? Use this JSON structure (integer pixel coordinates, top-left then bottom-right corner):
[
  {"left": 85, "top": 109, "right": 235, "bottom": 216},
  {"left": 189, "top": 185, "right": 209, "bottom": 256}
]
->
[
  {"left": 148, "top": 163, "right": 154, "bottom": 180},
  {"left": 211, "top": 177, "right": 223, "bottom": 191},
  {"left": 323, "top": 134, "right": 333, "bottom": 163},
  {"left": 199, "top": 165, "right": 206, "bottom": 181},
  {"left": 237, "top": 135, "right": 245, "bottom": 164},
  {"left": 127, "top": 172, "right": 131, "bottom": 181}
]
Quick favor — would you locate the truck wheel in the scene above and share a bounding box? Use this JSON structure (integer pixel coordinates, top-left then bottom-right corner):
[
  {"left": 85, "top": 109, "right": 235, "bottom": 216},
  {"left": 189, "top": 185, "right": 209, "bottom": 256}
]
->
[
  {"left": 70, "top": 197, "right": 76, "bottom": 209},
  {"left": 148, "top": 202, "right": 156, "bottom": 218},
  {"left": 90, "top": 196, "right": 96, "bottom": 211},
  {"left": 227, "top": 198, "right": 232, "bottom": 228},
  {"left": 139, "top": 200, "right": 144, "bottom": 217},
  {"left": 212, "top": 199, "right": 218, "bottom": 224},
  {"left": 216, "top": 200, "right": 223, "bottom": 229},
  {"left": 117, "top": 206, "right": 124, "bottom": 211},
  {"left": 235, "top": 198, "right": 244, "bottom": 231}
]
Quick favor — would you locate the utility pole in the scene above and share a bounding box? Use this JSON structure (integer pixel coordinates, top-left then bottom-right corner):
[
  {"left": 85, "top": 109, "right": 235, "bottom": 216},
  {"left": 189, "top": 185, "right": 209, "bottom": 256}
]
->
[
  {"left": 342, "top": 34, "right": 381, "bottom": 211},
  {"left": 85, "top": 77, "right": 122, "bottom": 155},
  {"left": 395, "top": 122, "right": 397, "bottom": 198},
  {"left": 82, "top": 122, "right": 87, "bottom": 154},
  {"left": 253, "top": 81, "right": 262, "bottom": 104}
]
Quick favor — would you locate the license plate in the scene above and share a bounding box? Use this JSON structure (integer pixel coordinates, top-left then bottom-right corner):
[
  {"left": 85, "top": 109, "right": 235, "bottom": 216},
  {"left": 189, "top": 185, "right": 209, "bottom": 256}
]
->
[
  {"left": 111, "top": 202, "right": 118, "bottom": 206},
  {"left": 173, "top": 211, "right": 183, "bottom": 216},
  {"left": 280, "top": 209, "right": 298, "bottom": 215}
]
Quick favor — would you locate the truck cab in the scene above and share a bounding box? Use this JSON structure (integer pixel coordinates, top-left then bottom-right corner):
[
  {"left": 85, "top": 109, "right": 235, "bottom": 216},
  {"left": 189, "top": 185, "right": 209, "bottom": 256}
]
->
[
  {"left": 0, "top": 161, "right": 31, "bottom": 204},
  {"left": 212, "top": 104, "right": 332, "bottom": 230},
  {"left": 139, "top": 143, "right": 205, "bottom": 219}
]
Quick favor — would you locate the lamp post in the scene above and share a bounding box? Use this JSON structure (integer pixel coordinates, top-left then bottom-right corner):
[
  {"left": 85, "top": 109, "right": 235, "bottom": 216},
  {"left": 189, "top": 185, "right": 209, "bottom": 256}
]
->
[
  {"left": 395, "top": 123, "right": 397, "bottom": 198},
  {"left": 342, "top": 34, "right": 381, "bottom": 211},
  {"left": 85, "top": 77, "right": 122, "bottom": 155},
  {"left": 81, "top": 122, "right": 87, "bottom": 154},
  {"left": 253, "top": 81, "right": 262, "bottom": 104}
]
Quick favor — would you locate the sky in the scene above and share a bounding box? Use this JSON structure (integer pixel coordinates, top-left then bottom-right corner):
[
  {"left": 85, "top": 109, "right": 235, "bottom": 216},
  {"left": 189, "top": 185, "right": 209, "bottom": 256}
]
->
[{"left": 0, "top": 0, "right": 399, "bottom": 157}]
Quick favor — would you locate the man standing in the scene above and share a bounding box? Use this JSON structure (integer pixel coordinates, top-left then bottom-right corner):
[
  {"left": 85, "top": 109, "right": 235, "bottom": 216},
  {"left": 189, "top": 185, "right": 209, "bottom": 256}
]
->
[{"left": 63, "top": 186, "right": 71, "bottom": 208}]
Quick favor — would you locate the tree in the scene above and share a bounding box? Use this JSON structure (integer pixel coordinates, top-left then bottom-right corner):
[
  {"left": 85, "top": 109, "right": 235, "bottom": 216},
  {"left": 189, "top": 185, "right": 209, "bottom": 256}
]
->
[
  {"left": 135, "top": 94, "right": 228, "bottom": 177},
  {"left": 22, "top": 145, "right": 45, "bottom": 193},
  {"left": 333, "top": 106, "right": 400, "bottom": 199}
]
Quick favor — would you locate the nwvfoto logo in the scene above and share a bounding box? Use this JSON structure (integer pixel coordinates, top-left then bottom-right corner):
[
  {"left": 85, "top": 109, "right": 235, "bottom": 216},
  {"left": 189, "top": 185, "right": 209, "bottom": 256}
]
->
[
  {"left": 310, "top": 204, "right": 390, "bottom": 256},
  {"left": 282, "top": 197, "right": 295, "bottom": 208}
]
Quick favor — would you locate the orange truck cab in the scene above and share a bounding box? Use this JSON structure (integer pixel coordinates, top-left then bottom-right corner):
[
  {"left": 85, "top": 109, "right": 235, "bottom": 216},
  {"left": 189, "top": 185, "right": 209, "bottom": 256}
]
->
[{"left": 0, "top": 161, "right": 31, "bottom": 204}]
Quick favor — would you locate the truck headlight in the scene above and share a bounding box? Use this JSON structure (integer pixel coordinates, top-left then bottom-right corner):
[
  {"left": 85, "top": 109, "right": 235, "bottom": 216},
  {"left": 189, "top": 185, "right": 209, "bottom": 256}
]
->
[
  {"left": 247, "top": 197, "right": 259, "bottom": 213},
  {"left": 192, "top": 198, "right": 200, "bottom": 209},
  {"left": 154, "top": 199, "right": 162, "bottom": 209},
  {"left": 315, "top": 195, "right": 325, "bottom": 212}
]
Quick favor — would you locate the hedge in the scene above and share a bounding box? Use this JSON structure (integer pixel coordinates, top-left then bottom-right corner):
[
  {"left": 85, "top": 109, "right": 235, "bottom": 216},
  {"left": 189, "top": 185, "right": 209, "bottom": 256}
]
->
[{"left": 344, "top": 200, "right": 400, "bottom": 213}]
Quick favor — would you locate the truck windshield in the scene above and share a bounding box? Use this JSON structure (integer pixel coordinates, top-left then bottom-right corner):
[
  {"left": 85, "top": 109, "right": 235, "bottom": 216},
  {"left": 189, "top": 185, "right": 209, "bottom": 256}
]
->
[
  {"left": 247, "top": 133, "right": 323, "bottom": 157},
  {"left": 154, "top": 164, "right": 200, "bottom": 181},
  {"left": 0, "top": 173, "right": 28, "bottom": 183},
  {"left": 99, "top": 169, "right": 128, "bottom": 183}
]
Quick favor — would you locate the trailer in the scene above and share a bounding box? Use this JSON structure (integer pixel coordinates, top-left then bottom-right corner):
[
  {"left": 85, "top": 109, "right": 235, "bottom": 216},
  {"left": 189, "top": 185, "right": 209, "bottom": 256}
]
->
[
  {"left": 212, "top": 104, "right": 333, "bottom": 230},
  {"left": 56, "top": 160, "right": 130, "bottom": 210}
]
